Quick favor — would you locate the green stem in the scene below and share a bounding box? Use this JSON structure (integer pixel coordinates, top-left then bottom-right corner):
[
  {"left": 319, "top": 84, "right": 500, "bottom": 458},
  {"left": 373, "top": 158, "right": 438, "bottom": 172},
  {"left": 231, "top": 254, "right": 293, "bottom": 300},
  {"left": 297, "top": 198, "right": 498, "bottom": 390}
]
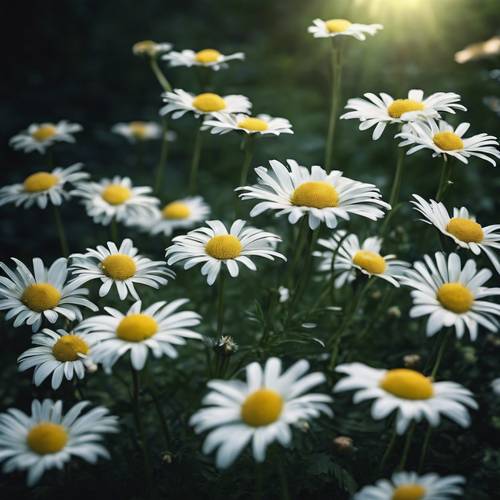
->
[
  {"left": 189, "top": 126, "right": 204, "bottom": 194},
  {"left": 254, "top": 462, "right": 263, "bottom": 500},
  {"left": 381, "top": 143, "right": 405, "bottom": 236},
  {"left": 379, "top": 424, "right": 398, "bottom": 473},
  {"left": 46, "top": 149, "right": 54, "bottom": 168},
  {"left": 216, "top": 273, "right": 226, "bottom": 336},
  {"left": 324, "top": 40, "right": 343, "bottom": 172},
  {"left": 147, "top": 385, "right": 171, "bottom": 450},
  {"left": 291, "top": 228, "right": 319, "bottom": 306},
  {"left": 136, "top": 140, "right": 144, "bottom": 170},
  {"left": 239, "top": 135, "right": 256, "bottom": 186},
  {"left": 154, "top": 117, "right": 170, "bottom": 196},
  {"left": 435, "top": 156, "right": 451, "bottom": 202},
  {"left": 53, "top": 205, "right": 68, "bottom": 257},
  {"left": 149, "top": 57, "right": 172, "bottom": 92},
  {"left": 111, "top": 217, "right": 118, "bottom": 242},
  {"left": 286, "top": 219, "right": 309, "bottom": 289},
  {"left": 417, "top": 425, "right": 432, "bottom": 472},
  {"left": 398, "top": 423, "right": 415, "bottom": 470},
  {"left": 430, "top": 328, "right": 451, "bottom": 379},
  {"left": 277, "top": 461, "right": 290, "bottom": 500}
]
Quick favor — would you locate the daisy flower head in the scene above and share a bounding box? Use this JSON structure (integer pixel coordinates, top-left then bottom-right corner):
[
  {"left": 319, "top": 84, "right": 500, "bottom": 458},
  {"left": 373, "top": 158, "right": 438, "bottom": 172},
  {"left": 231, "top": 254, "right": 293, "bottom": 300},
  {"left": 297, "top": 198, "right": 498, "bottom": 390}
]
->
[
  {"left": 411, "top": 194, "right": 500, "bottom": 273},
  {"left": 163, "top": 48, "right": 244, "bottom": 71},
  {"left": 353, "top": 471, "right": 465, "bottom": 500},
  {"left": 160, "top": 89, "right": 251, "bottom": 120},
  {"left": 69, "top": 238, "right": 174, "bottom": 301},
  {"left": 401, "top": 252, "right": 500, "bottom": 340},
  {"left": 111, "top": 121, "right": 165, "bottom": 143},
  {"left": 9, "top": 120, "right": 83, "bottom": 154},
  {"left": 0, "top": 163, "right": 88, "bottom": 210},
  {"left": 79, "top": 300, "right": 202, "bottom": 372},
  {"left": 17, "top": 327, "right": 100, "bottom": 389},
  {"left": 335, "top": 363, "right": 477, "bottom": 434},
  {"left": 315, "top": 232, "right": 409, "bottom": 288},
  {"left": 71, "top": 176, "right": 159, "bottom": 226},
  {"left": 0, "top": 399, "right": 118, "bottom": 486},
  {"left": 397, "top": 119, "right": 499, "bottom": 166},
  {"left": 202, "top": 113, "right": 293, "bottom": 136},
  {"left": 190, "top": 357, "right": 332, "bottom": 469},
  {"left": 0, "top": 257, "right": 97, "bottom": 332},
  {"left": 237, "top": 160, "right": 390, "bottom": 230},
  {"left": 308, "top": 18, "right": 383, "bottom": 40},
  {"left": 165, "top": 220, "right": 286, "bottom": 286},
  {"left": 132, "top": 40, "right": 172, "bottom": 57},
  {"left": 341, "top": 90, "right": 466, "bottom": 140}
]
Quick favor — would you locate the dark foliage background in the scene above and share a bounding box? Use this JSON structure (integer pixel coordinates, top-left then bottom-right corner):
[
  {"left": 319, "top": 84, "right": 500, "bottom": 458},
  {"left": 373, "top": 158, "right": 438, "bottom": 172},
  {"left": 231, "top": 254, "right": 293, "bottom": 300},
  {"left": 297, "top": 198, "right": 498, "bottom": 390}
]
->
[{"left": 1, "top": 0, "right": 499, "bottom": 498}]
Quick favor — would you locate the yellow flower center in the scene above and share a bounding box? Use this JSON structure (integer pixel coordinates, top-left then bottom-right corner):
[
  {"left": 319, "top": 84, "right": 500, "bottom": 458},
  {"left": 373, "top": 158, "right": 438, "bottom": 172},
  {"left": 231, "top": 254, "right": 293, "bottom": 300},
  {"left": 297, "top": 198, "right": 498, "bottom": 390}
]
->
[
  {"left": 27, "top": 422, "right": 68, "bottom": 455},
  {"left": 241, "top": 388, "right": 284, "bottom": 427},
  {"left": 133, "top": 40, "right": 157, "bottom": 56},
  {"left": 162, "top": 201, "right": 191, "bottom": 220},
  {"left": 352, "top": 250, "right": 387, "bottom": 274},
  {"left": 291, "top": 181, "right": 339, "bottom": 209},
  {"left": 387, "top": 99, "right": 425, "bottom": 119},
  {"left": 237, "top": 117, "right": 269, "bottom": 132},
  {"left": 380, "top": 369, "right": 434, "bottom": 400},
  {"left": 31, "top": 124, "right": 57, "bottom": 142},
  {"left": 101, "top": 254, "right": 137, "bottom": 280},
  {"left": 205, "top": 235, "right": 242, "bottom": 260},
  {"left": 116, "top": 314, "right": 158, "bottom": 342},
  {"left": 195, "top": 49, "right": 222, "bottom": 64},
  {"left": 446, "top": 217, "right": 484, "bottom": 243},
  {"left": 129, "top": 121, "right": 149, "bottom": 139},
  {"left": 23, "top": 172, "right": 59, "bottom": 193},
  {"left": 437, "top": 283, "right": 473, "bottom": 313},
  {"left": 392, "top": 484, "right": 426, "bottom": 500},
  {"left": 325, "top": 19, "right": 352, "bottom": 33},
  {"left": 192, "top": 93, "right": 226, "bottom": 112},
  {"left": 52, "top": 335, "right": 89, "bottom": 362},
  {"left": 101, "top": 184, "right": 131, "bottom": 205},
  {"left": 433, "top": 131, "right": 464, "bottom": 151},
  {"left": 22, "top": 283, "right": 61, "bottom": 312}
]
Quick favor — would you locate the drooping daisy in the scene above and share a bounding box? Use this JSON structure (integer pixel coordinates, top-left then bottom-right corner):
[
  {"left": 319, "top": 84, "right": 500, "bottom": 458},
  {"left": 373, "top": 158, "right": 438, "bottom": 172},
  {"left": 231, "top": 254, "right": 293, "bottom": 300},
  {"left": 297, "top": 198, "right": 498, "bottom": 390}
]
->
[
  {"left": 69, "top": 239, "right": 174, "bottom": 300},
  {"left": 334, "top": 363, "right": 477, "bottom": 434},
  {"left": 165, "top": 220, "right": 286, "bottom": 286},
  {"left": 111, "top": 121, "right": 165, "bottom": 143},
  {"left": 132, "top": 40, "right": 172, "bottom": 57},
  {"left": 353, "top": 471, "right": 465, "bottom": 500},
  {"left": 341, "top": 90, "right": 466, "bottom": 140},
  {"left": 9, "top": 121, "right": 83, "bottom": 154},
  {"left": 308, "top": 18, "right": 383, "bottom": 40},
  {"left": 17, "top": 328, "right": 101, "bottom": 389},
  {"left": 163, "top": 48, "right": 244, "bottom": 71},
  {"left": 411, "top": 194, "right": 500, "bottom": 273},
  {"left": 0, "top": 399, "right": 118, "bottom": 486},
  {"left": 0, "top": 257, "right": 97, "bottom": 332},
  {"left": 137, "top": 196, "right": 211, "bottom": 237},
  {"left": 190, "top": 357, "right": 332, "bottom": 469},
  {"left": 160, "top": 89, "right": 251, "bottom": 120},
  {"left": 397, "top": 119, "right": 499, "bottom": 166},
  {"left": 79, "top": 300, "right": 202, "bottom": 371},
  {"left": 237, "top": 160, "right": 390, "bottom": 230},
  {"left": 0, "top": 163, "right": 88, "bottom": 209},
  {"left": 71, "top": 176, "right": 159, "bottom": 226},
  {"left": 202, "top": 113, "right": 293, "bottom": 136},
  {"left": 401, "top": 252, "right": 500, "bottom": 340},
  {"left": 315, "top": 232, "right": 409, "bottom": 288}
]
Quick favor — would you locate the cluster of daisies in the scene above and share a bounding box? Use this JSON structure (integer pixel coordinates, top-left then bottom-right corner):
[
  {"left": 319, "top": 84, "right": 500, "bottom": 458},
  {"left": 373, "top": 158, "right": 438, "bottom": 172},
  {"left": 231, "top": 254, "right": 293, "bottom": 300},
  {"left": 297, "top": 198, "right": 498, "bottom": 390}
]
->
[{"left": 0, "top": 15, "right": 499, "bottom": 500}]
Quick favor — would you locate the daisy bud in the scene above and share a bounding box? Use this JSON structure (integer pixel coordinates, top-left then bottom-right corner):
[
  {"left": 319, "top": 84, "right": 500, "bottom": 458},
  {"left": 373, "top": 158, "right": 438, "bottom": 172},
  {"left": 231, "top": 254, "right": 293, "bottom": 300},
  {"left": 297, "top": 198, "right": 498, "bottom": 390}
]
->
[
  {"left": 278, "top": 286, "right": 290, "bottom": 303},
  {"left": 387, "top": 306, "right": 401, "bottom": 318},
  {"left": 161, "top": 452, "right": 174, "bottom": 464},
  {"left": 403, "top": 354, "right": 421, "bottom": 369},
  {"left": 461, "top": 346, "right": 477, "bottom": 364},
  {"left": 214, "top": 336, "right": 238, "bottom": 356},
  {"left": 295, "top": 420, "right": 310, "bottom": 433},
  {"left": 333, "top": 436, "right": 354, "bottom": 455},
  {"left": 371, "top": 290, "right": 382, "bottom": 300}
]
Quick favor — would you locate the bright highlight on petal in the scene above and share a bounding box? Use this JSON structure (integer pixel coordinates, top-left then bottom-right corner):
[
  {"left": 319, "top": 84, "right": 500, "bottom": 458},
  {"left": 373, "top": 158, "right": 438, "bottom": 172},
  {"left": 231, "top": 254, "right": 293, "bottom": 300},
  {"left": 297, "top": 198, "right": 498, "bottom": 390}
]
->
[
  {"left": 101, "top": 184, "right": 132, "bottom": 205},
  {"left": 193, "top": 93, "right": 226, "bottom": 112},
  {"left": 387, "top": 99, "right": 425, "bottom": 118},
  {"left": 353, "top": 250, "right": 387, "bottom": 274},
  {"left": 162, "top": 201, "right": 191, "bottom": 219},
  {"left": 432, "top": 131, "right": 465, "bottom": 151},
  {"left": 380, "top": 369, "right": 434, "bottom": 400},
  {"left": 23, "top": 172, "right": 59, "bottom": 193},
  {"left": 392, "top": 484, "right": 426, "bottom": 500},
  {"left": 205, "top": 235, "right": 243, "bottom": 260},
  {"left": 116, "top": 314, "right": 158, "bottom": 342},
  {"left": 52, "top": 335, "right": 89, "bottom": 362},
  {"left": 237, "top": 117, "right": 269, "bottom": 132},
  {"left": 31, "top": 125, "right": 57, "bottom": 142},
  {"left": 101, "top": 254, "right": 137, "bottom": 280},
  {"left": 325, "top": 19, "right": 352, "bottom": 33},
  {"left": 446, "top": 218, "right": 484, "bottom": 243},
  {"left": 22, "top": 283, "right": 61, "bottom": 312},
  {"left": 291, "top": 181, "right": 339, "bottom": 208},
  {"left": 437, "top": 283, "right": 473, "bottom": 313},
  {"left": 27, "top": 422, "right": 68, "bottom": 455},
  {"left": 195, "top": 49, "right": 221, "bottom": 63},
  {"left": 241, "top": 389, "right": 284, "bottom": 427}
]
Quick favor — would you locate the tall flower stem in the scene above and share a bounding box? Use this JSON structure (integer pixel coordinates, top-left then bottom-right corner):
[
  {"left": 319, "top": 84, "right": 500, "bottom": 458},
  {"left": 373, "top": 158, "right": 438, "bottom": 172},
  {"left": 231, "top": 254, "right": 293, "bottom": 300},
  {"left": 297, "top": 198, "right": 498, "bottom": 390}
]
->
[
  {"left": 277, "top": 461, "right": 291, "bottom": 500},
  {"left": 417, "top": 425, "right": 432, "bottom": 473},
  {"left": 291, "top": 228, "right": 319, "bottom": 306},
  {"left": 189, "top": 125, "right": 204, "bottom": 194},
  {"left": 53, "top": 205, "right": 68, "bottom": 257},
  {"left": 149, "top": 57, "right": 172, "bottom": 92},
  {"left": 398, "top": 423, "right": 415, "bottom": 470},
  {"left": 379, "top": 423, "right": 398, "bottom": 473},
  {"left": 111, "top": 216, "right": 118, "bottom": 242},
  {"left": 435, "top": 156, "right": 452, "bottom": 202},
  {"left": 216, "top": 272, "right": 226, "bottom": 336},
  {"left": 381, "top": 142, "right": 405, "bottom": 236},
  {"left": 286, "top": 219, "right": 309, "bottom": 289},
  {"left": 154, "top": 116, "right": 170, "bottom": 196},
  {"left": 430, "top": 328, "right": 451, "bottom": 379},
  {"left": 324, "top": 40, "right": 344, "bottom": 172},
  {"left": 239, "top": 135, "right": 256, "bottom": 186}
]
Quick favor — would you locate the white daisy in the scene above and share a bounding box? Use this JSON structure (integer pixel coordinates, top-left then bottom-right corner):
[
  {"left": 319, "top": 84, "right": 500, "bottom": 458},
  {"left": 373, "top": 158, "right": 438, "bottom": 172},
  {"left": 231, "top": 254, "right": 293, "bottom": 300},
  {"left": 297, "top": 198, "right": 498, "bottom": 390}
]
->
[
  {"left": 492, "top": 378, "right": 500, "bottom": 395},
  {"left": 401, "top": 252, "right": 500, "bottom": 340},
  {"left": 71, "top": 176, "right": 159, "bottom": 226},
  {"left": 160, "top": 89, "right": 251, "bottom": 119},
  {"left": 69, "top": 238, "right": 174, "bottom": 300},
  {"left": 132, "top": 40, "right": 172, "bottom": 57},
  {"left": 237, "top": 160, "right": 390, "bottom": 230},
  {"left": 397, "top": 119, "right": 499, "bottom": 166},
  {"left": 136, "top": 196, "right": 211, "bottom": 237},
  {"left": 111, "top": 121, "right": 164, "bottom": 142},
  {"left": 79, "top": 300, "right": 202, "bottom": 372},
  {"left": 190, "top": 357, "right": 332, "bottom": 469},
  {"left": 165, "top": 220, "right": 286, "bottom": 286},
  {"left": 308, "top": 18, "right": 383, "bottom": 40},
  {"left": 0, "top": 257, "right": 97, "bottom": 332},
  {"left": 353, "top": 471, "right": 465, "bottom": 500},
  {"left": 17, "top": 328, "right": 101, "bottom": 389},
  {"left": 341, "top": 90, "right": 466, "bottom": 140},
  {"left": 9, "top": 121, "right": 83, "bottom": 154},
  {"left": 0, "top": 399, "right": 118, "bottom": 486},
  {"left": 315, "top": 232, "right": 409, "bottom": 288},
  {"left": 411, "top": 194, "right": 500, "bottom": 273},
  {"left": 0, "top": 163, "right": 88, "bottom": 209},
  {"left": 334, "top": 363, "right": 477, "bottom": 434},
  {"left": 162, "top": 48, "right": 244, "bottom": 71},
  {"left": 202, "top": 113, "right": 293, "bottom": 136}
]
